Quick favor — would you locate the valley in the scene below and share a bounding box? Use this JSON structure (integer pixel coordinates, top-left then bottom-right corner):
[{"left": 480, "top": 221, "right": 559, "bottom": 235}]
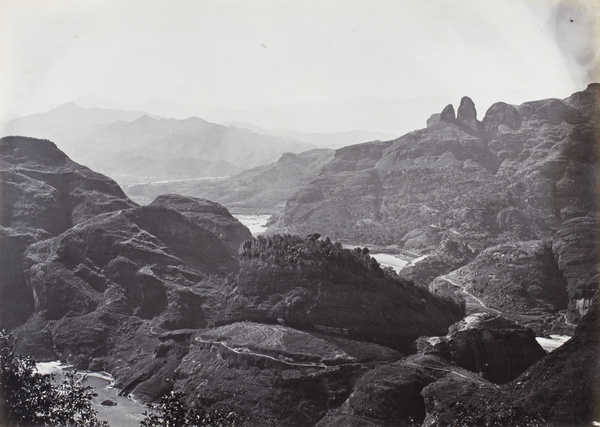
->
[{"left": 0, "top": 83, "right": 598, "bottom": 426}]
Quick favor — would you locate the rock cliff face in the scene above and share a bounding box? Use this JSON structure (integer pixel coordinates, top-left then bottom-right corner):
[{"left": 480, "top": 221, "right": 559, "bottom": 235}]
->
[
  {"left": 224, "top": 234, "right": 463, "bottom": 350},
  {"left": 272, "top": 85, "right": 598, "bottom": 247},
  {"left": 13, "top": 202, "right": 241, "bottom": 385},
  {"left": 270, "top": 85, "right": 599, "bottom": 322},
  {"left": 0, "top": 136, "right": 242, "bottom": 398},
  {"left": 429, "top": 240, "right": 569, "bottom": 315},
  {"left": 0, "top": 136, "right": 136, "bottom": 328},
  {"left": 0, "top": 136, "right": 136, "bottom": 236},
  {"left": 552, "top": 216, "right": 599, "bottom": 321}
]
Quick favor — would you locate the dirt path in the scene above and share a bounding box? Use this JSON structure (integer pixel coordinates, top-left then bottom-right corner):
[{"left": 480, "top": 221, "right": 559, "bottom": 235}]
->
[
  {"left": 440, "top": 274, "right": 502, "bottom": 315},
  {"left": 194, "top": 337, "right": 401, "bottom": 370}
]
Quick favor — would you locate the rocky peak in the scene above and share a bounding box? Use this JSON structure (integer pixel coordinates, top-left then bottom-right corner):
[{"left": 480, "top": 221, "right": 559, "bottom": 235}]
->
[
  {"left": 0, "top": 136, "right": 67, "bottom": 168},
  {"left": 456, "top": 96, "right": 480, "bottom": 130},
  {"left": 481, "top": 102, "right": 522, "bottom": 133},
  {"left": 277, "top": 152, "right": 297, "bottom": 163},
  {"left": 439, "top": 104, "right": 456, "bottom": 122}
]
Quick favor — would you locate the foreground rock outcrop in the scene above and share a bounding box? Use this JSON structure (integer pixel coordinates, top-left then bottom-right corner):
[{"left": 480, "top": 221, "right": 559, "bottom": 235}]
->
[
  {"left": 413, "top": 313, "right": 546, "bottom": 384},
  {"left": 421, "top": 298, "right": 600, "bottom": 426},
  {"left": 175, "top": 322, "right": 402, "bottom": 425}
]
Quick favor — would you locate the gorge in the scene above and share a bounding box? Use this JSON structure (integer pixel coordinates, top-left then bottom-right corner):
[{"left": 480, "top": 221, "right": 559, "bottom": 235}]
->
[{"left": 1, "top": 84, "right": 599, "bottom": 426}]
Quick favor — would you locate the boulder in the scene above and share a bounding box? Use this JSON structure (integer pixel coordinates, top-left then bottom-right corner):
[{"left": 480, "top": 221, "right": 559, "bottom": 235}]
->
[{"left": 413, "top": 313, "right": 547, "bottom": 384}]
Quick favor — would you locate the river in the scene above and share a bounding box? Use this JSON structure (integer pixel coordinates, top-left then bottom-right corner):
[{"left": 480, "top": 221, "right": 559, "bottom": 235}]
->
[{"left": 36, "top": 362, "right": 146, "bottom": 427}]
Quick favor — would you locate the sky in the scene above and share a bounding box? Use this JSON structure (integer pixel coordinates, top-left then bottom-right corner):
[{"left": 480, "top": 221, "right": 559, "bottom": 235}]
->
[{"left": 0, "top": 0, "right": 598, "bottom": 132}]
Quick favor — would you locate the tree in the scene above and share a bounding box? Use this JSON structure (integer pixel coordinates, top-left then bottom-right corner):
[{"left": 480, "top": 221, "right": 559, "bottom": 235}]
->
[
  {"left": 140, "top": 391, "right": 245, "bottom": 427},
  {"left": 0, "top": 328, "right": 108, "bottom": 427}
]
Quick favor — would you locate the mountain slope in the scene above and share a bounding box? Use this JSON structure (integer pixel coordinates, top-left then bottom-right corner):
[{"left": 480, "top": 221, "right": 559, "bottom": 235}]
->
[
  {"left": 1, "top": 102, "right": 154, "bottom": 141},
  {"left": 0, "top": 136, "right": 137, "bottom": 328},
  {"left": 270, "top": 84, "right": 599, "bottom": 324}
]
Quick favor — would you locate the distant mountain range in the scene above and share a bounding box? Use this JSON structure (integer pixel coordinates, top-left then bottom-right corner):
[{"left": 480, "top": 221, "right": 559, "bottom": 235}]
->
[
  {"left": 73, "top": 94, "right": 453, "bottom": 136},
  {"left": 1, "top": 101, "right": 398, "bottom": 185},
  {"left": 0, "top": 102, "right": 314, "bottom": 184}
]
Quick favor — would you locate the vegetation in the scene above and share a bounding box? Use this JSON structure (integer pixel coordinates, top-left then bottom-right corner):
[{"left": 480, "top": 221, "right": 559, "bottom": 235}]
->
[
  {"left": 240, "top": 233, "right": 389, "bottom": 279},
  {"left": 140, "top": 391, "right": 245, "bottom": 427},
  {"left": 447, "top": 401, "right": 546, "bottom": 427},
  {"left": 0, "top": 328, "right": 108, "bottom": 427}
]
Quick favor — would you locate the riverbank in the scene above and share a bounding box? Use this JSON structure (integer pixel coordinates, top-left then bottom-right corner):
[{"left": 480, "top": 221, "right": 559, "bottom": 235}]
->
[{"left": 36, "top": 362, "right": 146, "bottom": 427}]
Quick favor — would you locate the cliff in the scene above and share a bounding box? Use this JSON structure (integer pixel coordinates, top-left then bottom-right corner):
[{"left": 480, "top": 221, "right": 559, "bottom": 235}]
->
[
  {"left": 271, "top": 84, "right": 599, "bottom": 325},
  {"left": 272, "top": 85, "right": 598, "bottom": 247},
  {"left": 223, "top": 234, "right": 463, "bottom": 350}
]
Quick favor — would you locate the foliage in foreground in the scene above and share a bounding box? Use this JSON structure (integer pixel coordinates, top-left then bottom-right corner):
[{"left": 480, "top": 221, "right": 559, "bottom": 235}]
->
[
  {"left": 447, "top": 400, "right": 547, "bottom": 427},
  {"left": 140, "top": 391, "right": 246, "bottom": 427},
  {"left": 0, "top": 328, "right": 108, "bottom": 427}
]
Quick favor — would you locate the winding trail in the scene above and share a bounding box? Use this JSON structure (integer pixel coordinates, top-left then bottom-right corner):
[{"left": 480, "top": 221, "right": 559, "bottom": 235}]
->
[
  {"left": 403, "top": 360, "right": 499, "bottom": 388},
  {"left": 196, "top": 337, "right": 330, "bottom": 368},
  {"left": 440, "top": 274, "right": 502, "bottom": 315},
  {"left": 195, "top": 337, "right": 499, "bottom": 389},
  {"left": 194, "top": 337, "right": 401, "bottom": 370},
  {"left": 560, "top": 312, "right": 577, "bottom": 327}
]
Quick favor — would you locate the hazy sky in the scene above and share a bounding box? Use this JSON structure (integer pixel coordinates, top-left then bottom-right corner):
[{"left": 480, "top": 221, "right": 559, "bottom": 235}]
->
[{"left": 0, "top": 0, "right": 598, "bottom": 126}]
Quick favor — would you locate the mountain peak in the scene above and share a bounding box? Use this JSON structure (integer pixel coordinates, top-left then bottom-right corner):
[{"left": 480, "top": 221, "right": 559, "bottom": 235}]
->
[
  {"left": 132, "top": 115, "right": 158, "bottom": 125},
  {"left": 440, "top": 104, "right": 456, "bottom": 122},
  {"left": 456, "top": 96, "right": 479, "bottom": 129},
  {"left": 54, "top": 101, "right": 83, "bottom": 111}
]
